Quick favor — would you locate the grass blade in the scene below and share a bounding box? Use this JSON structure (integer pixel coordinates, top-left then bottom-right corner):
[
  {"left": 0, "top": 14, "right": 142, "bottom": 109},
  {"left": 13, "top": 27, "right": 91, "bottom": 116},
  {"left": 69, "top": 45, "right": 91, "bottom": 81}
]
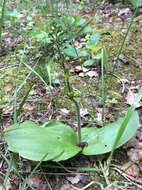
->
[
  {"left": 108, "top": 87, "right": 142, "bottom": 167},
  {"left": 16, "top": 85, "right": 33, "bottom": 118}
]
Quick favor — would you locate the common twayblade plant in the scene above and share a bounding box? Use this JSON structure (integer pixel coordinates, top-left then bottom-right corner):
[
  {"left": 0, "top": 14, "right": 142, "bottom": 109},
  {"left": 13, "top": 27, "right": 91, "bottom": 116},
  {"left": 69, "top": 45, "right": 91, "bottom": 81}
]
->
[{"left": 3, "top": 0, "right": 142, "bottom": 165}]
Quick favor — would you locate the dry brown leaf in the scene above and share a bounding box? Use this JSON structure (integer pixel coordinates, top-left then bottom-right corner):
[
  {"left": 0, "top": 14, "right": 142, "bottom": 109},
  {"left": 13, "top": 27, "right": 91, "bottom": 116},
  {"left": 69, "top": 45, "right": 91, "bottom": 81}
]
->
[
  {"left": 80, "top": 108, "right": 89, "bottom": 118},
  {"left": 29, "top": 176, "right": 49, "bottom": 190},
  {"left": 85, "top": 71, "right": 98, "bottom": 78},
  {"left": 61, "top": 184, "right": 79, "bottom": 190},
  {"left": 125, "top": 164, "right": 140, "bottom": 177},
  {"left": 126, "top": 137, "right": 142, "bottom": 149},
  {"left": 104, "top": 185, "right": 118, "bottom": 190},
  {"left": 67, "top": 175, "right": 82, "bottom": 185},
  {"left": 74, "top": 66, "right": 82, "bottom": 74},
  {"left": 136, "top": 130, "right": 142, "bottom": 141},
  {"left": 78, "top": 72, "right": 85, "bottom": 77},
  {"left": 136, "top": 59, "right": 142, "bottom": 69},
  {"left": 126, "top": 89, "right": 141, "bottom": 107},
  {"left": 127, "top": 149, "right": 142, "bottom": 162},
  {"left": 60, "top": 108, "right": 70, "bottom": 116},
  {"left": 3, "top": 118, "right": 12, "bottom": 129},
  {"left": 3, "top": 106, "right": 13, "bottom": 115},
  {"left": 23, "top": 104, "right": 35, "bottom": 113},
  {"left": 118, "top": 8, "right": 132, "bottom": 20}
]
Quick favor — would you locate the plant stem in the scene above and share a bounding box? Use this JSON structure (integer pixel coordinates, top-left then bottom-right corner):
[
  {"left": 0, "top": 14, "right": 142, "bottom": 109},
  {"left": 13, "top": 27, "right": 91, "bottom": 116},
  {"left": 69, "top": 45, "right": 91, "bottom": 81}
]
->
[
  {"left": 106, "top": 5, "right": 139, "bottom": 94},
  {"left": 101, "top": 49, "right": 105, "bottom": 123},
  {"left": 55, "top": 40, "right": 82, "bottom": 145},
  {"left": 71, "top": 96, "right": 81, "bottom": 145},
  {"left": 0, "top": 0, "right": 6, "bottom": 46},
  {"left": 112, "top": 5, "right": 139, "bottom": 72},
  {"left": 64, "top": 67, "right": 82, "bottom": 146}
]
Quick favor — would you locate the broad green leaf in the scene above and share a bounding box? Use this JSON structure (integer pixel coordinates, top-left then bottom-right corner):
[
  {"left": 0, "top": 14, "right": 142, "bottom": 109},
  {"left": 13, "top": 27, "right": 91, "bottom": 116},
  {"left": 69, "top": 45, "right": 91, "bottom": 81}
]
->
[
  {"left": 75, "top": 17, "right": 86, "bottom": 26},
  {"left": 4, "top": 121, "right": 81, "bottom": 161},
  {"left": 129, "top": 0, "right": 142, "bottom": 7},
  {"left": 83, "top": 59, "right": 94, "bottom": 67},
  {"left": 82, "top": 25, "right": 92, "bottom": 33},
  {"left": 34, "top": 31, "right": 51, "bottom": 44},
  {"left": 63, "top": 47, "right": 88, "bottom": 57},
  {"left": 65, "top": 16, "right": 75, "bottom": 25},
  {"left": 93, "top": 52, "right": 102, "bottom": 60},
  {"left": 89, "top": 32, "right": 100, "bottom": 45},
  {"left": 42, "top": 121, "right": 81, "bottom": 161},
  {"left": 82, "top": 111, "right": 139, "bottom": 155}
]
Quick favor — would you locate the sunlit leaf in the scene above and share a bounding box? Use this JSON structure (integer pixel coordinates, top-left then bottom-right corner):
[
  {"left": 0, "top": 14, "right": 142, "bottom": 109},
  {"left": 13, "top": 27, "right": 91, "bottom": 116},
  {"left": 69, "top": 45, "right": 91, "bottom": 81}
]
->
[
  {"left": 63, "top": 47, "right": 88, "bottom": 57},
  {"left": 129, "top": 0, "right": 142, "bottom": 7},
  {"left": 82, "top": 111, "right": 139, "bottom": 155},
  {"left": 89, "top": 32, "right": 100, "bottom": 45},
  {"left": 82, "top": 25, "right": 92, "bottom": 33},
  {"left": 83, "top": 59, "right": 94, "bottom": 67},
  {"left": 4, "top": 121, "right": 81, "bottom": 161}
]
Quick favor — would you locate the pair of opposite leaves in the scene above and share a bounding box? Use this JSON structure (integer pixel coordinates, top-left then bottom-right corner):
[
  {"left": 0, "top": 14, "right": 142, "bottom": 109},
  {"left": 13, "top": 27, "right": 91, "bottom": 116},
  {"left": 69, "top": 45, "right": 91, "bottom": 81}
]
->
[{"left": 4, "top": 109, "right": 139, "bottom": 161}]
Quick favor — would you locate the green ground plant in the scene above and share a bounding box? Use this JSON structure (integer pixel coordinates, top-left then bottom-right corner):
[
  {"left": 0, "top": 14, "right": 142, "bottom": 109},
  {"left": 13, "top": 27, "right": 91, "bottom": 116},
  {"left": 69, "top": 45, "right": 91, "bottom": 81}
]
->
[
  {"left": 0, "top": 0, "right": 6, "bottom": 46},
  {"left": 2, "top": 0, "right": 142, "bottom": 175}
]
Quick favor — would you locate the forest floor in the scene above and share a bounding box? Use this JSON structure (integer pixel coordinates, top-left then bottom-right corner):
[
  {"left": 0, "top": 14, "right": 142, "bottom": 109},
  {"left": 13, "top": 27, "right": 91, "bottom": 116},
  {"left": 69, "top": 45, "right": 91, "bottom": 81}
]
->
[{"left": 0, "top": 1, "right": 142, "bottom": 190}]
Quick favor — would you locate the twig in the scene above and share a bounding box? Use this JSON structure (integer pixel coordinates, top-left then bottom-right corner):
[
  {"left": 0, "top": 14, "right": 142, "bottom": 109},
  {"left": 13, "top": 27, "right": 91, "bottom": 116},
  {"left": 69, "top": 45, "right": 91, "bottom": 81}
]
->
[
  {"left": 112, "top": 165, "right": 142, "bottom": 189},
  {"left": 82, "top": 181, "right": 95, "bottom": 190}
]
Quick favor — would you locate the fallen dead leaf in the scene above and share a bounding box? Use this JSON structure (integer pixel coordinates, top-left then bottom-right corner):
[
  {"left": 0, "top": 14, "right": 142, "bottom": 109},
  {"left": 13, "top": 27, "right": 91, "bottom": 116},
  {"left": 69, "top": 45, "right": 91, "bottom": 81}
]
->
[
  {"left": 124, "top": 164, "right": 140, "bottom": 177},
  {"left": 74, "top": 66, "right": 82, "bottom": 74},
  {"left": 67, "top": 175, "right": 82, "bottom": 185},
  {"left": 2, "top": 106, "right": 13, "bottom": 116},
  {"left": 104, "top": 185, "right": 118, "bottom": 190},
  {"left": 136, "top": 59, "right": 142, "bottom": 69},
  {"left": 82, "top": 67, "right": 89, "bottom": 73},
  {"left": 80, "top": 108, "right": 89, "bottom": 118},
  {"left": 127, "top": 148, "right": 142, "bottom": 162},
  {"left": 126, "top": 89, "right": 141, "bottom": 107},
  {"left": 120, "top": 78, "right": 129, "bottom": 94},
  {"left": 3, "top": 118, "right": 12, "bottom": 129},
  {"left": 136, "top": 130, "right": 142, "bottom": 141},
  {"left": 61, "top": 184, "right": 79, "bottom": 190},
  {"left": 23, "top": 104, "right": 35, "bottom": 113},
  {"left": 78, "top": 72, "right": 85, "bottom": 77},
  {"left": 29, "top": 176, "right": 49, "bottom": 190},
  {"left": 85, "top": 71, "right": 98, "bottom": 78},
  {"left": 118, "top": 8, "right": 132, "bottom": 20},
  {"left": 60, "top": 108, "right": 70, "bottom": 116}
]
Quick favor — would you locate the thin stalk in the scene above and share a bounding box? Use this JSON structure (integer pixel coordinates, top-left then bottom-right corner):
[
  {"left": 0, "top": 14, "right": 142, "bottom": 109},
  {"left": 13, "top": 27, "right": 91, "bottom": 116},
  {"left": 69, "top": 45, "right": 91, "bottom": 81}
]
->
[
  {"left": 99, "top": 161, "right": 110, "bottom": 186},
  {"left": 64, "top": 66, "right": 82, "bottom": 146},
  {"left": 54, "top": 33, "right": 82, "bottom": 145},
  {"left": 55, "top": 41, "right": 82, "bottom": 146},
  {"left": 22, "top": 62, "right": 50, "bottom": 90},
  {"left": 22, "top": 153, "right": 49, "bottom": 189},
  {"left": 101, "top": 49, "right": 105, "bottom": 123},
  {"left": 106, "top": 5, "right": 139, "bottom": 99},
  {"left": 2, "top": 155, "right": 13, "bottom": 190},
  {"left": 13, "top": 86, "right": 18, "bottom": 123},
  {"left": 33, "top": 164, "right": 101, "bottom": 172},
  {"left": 112, "top": 5, "right": 139, "bottom": 72},
  {"left": 71, "top": 97, "right": 81, "bottom": 145},
  {"left": 13, "top": 44, "right": 27, "bottom": 124},
  {"left": 16, "top": 85, "right": 33, "bottom": 117},
  {"left": 0, "top": 0, "right": 6, "bottom": 45},
  {"left": 1, "top": 154, "right": 35, "bottom": 190}
]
